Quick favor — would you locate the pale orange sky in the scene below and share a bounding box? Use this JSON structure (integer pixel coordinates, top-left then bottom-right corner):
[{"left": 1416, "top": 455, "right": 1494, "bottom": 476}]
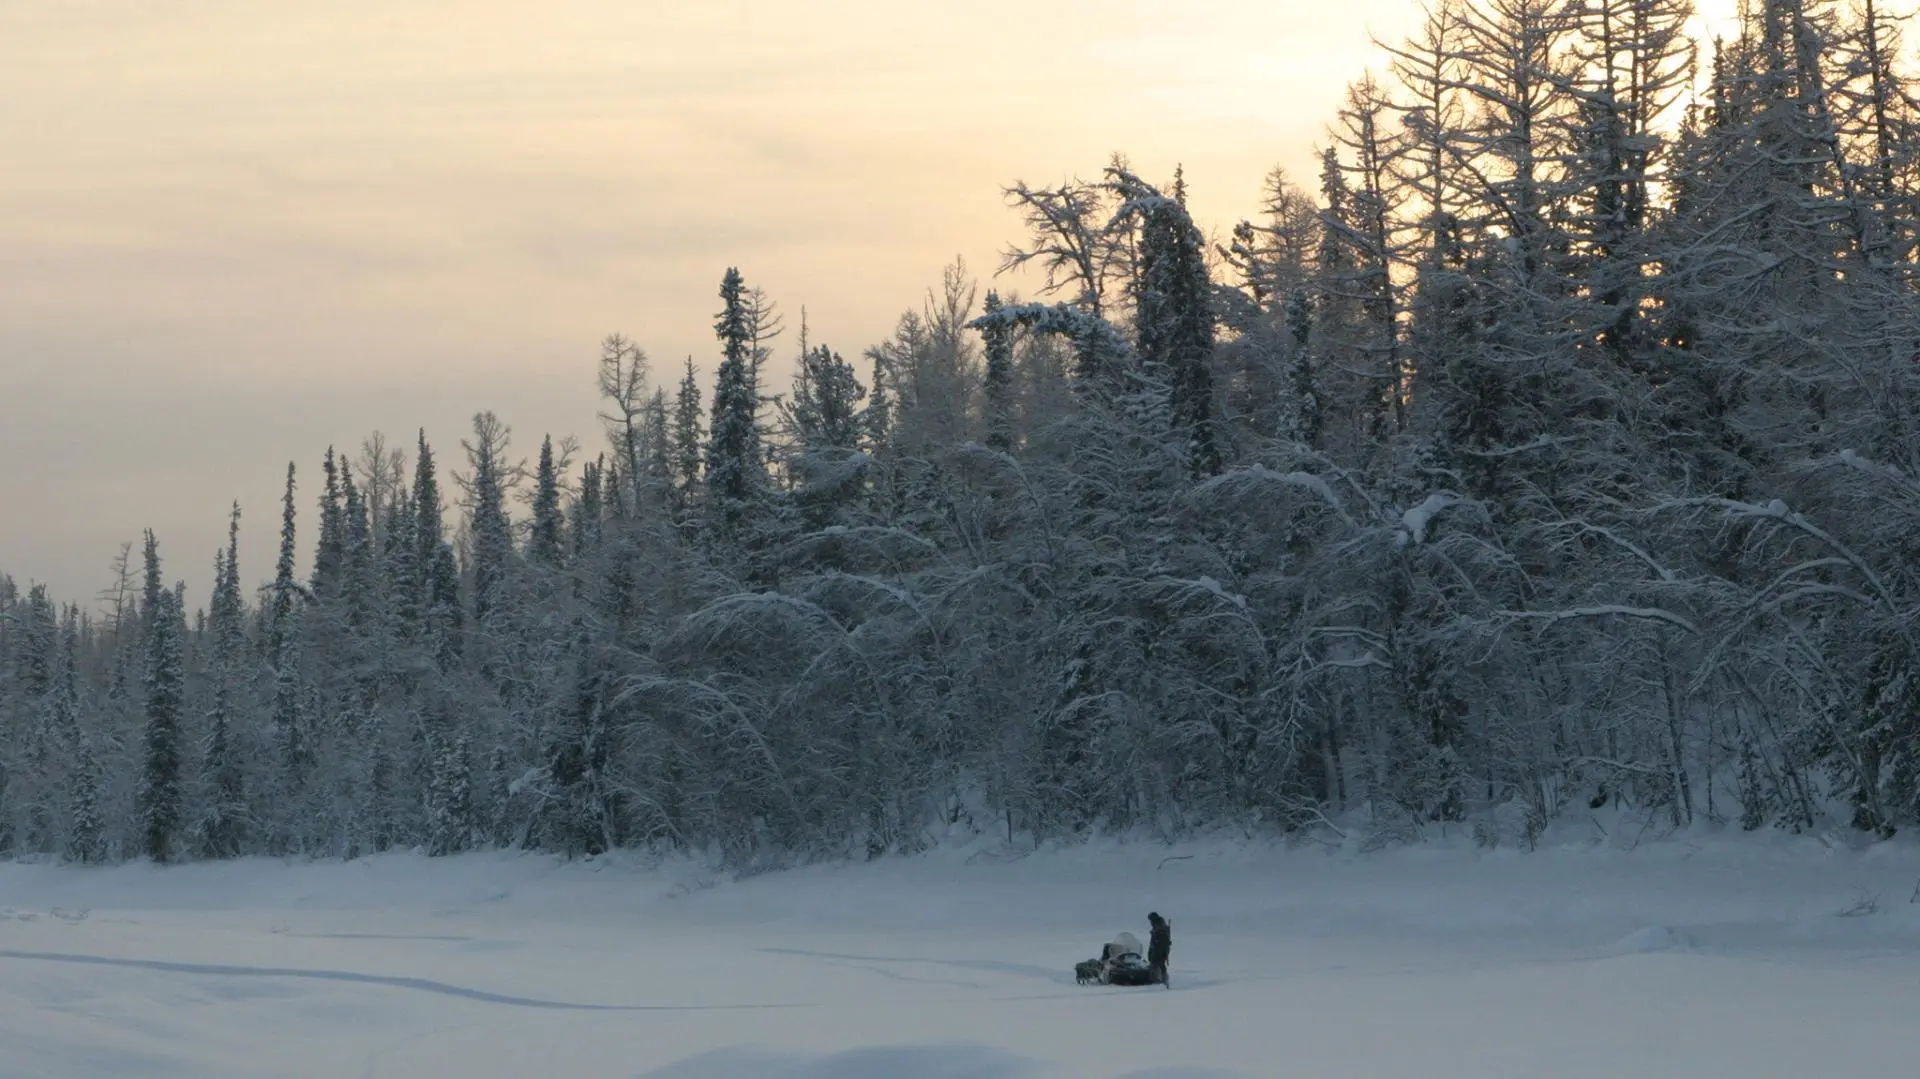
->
[{"left": 1, "top": 0, "right": 1737, "bottom": 606}]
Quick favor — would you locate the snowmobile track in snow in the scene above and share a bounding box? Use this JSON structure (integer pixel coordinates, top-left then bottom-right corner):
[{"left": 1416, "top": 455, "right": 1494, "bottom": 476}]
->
[{"left": 0, "top": 949, "right": 814, "bottom": 1012}]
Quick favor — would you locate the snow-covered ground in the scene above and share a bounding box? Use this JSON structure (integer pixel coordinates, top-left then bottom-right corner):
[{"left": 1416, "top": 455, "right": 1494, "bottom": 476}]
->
[{"left": 3, "top": 829, "right": 1919, "bottom": 1078}]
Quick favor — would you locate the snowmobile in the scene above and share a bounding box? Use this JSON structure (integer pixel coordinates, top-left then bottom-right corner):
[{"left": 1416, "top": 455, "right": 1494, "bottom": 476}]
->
[{"left": 1074, "top": 931, "right": 1168, "bottom": 987}]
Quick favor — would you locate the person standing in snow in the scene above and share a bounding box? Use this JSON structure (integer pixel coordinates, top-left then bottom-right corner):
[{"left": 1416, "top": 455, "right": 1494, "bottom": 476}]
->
[{"left": 1147, "top": 911, "right": 1171, "bottom": 986}]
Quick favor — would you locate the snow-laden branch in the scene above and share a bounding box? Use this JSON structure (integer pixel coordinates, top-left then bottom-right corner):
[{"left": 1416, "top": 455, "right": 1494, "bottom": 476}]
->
[
  {"left": 1194, "top": 465, "right": 1356, "bottom": 526},
  {"left": 1398, "top": 492, "right": 1460, "bottom": 546},
  {"left": 1505, "top": 605, "right": 1699, "bottom": 635},
  {"left": 1832, "top": 448, "right": 1920, "bottom": 500},
  {"left": 1541, "top": 521, "right": 1681, "bottom": 583},
  {"left": 1709, "top": 497, "right": 1902, "bottom": 621},
  {"left": 1566, "top": 755, "right": 1676, "bottom": 780},
  {"left": 966, "top": 300, "right": 1133, "bottom": 382}
]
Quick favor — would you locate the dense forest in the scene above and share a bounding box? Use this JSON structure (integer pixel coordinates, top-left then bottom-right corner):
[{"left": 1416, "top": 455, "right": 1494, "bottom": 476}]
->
[{"left": 4, "top": 0, "right": 1920, "bottom": 865}]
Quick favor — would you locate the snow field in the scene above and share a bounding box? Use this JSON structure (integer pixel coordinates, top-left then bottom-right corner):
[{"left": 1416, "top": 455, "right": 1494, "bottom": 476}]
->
[{"left": 2, "top": 831, "right": 1919, "bottom": 1077}]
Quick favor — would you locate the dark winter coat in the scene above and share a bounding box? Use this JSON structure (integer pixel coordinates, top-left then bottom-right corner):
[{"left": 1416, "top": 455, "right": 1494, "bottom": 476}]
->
[{"left": 1147, "top": 917, "right": 1171, "bottom": 967}]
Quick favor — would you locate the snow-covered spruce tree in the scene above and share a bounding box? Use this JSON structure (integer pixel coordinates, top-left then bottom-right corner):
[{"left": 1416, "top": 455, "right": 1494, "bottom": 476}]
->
[
  {"left": 571, "top": 456, "right": 606, "bottom": 560},
  {"left": 788, "top": 344, "right": 869, "bottom": 457},
  {"left": 640, "top": 389, "right": 675, "bottom": 506},
  {"left": 17, "top": 586, "right": 59, "bottom": 851},
  {"left": 780, "top": 341, "right": 869, "bottom": 530},
  {"left": 424, "top": 539, "right": 463, "bottom": 672},
  {"left": 1108, "top": 166, "right": 1222, "bottom": 478},
  {"left": 338, "top": 463, "right": 377, "bottom": 639},
  {"left": 864, "top": 351, "right": 894, "bottom": 452},
  {"left": 67, "top": 765, "right": 106, "bottom": 863},
  {"left": 530, "top": 434, "right": 566, "bottom": 569},
  {"left": 0, "top": 575, "right": 14, "bottom": 686},
  {"left": 423, "top": 708, "right": 475, "bottom": 856},
  {"left": 980, "top": 290, "right": 1016, "bottom": 452},
  {"left": 266, "top": 465, "right": 314, "bottom": 850},
  {"left": 0, "top": 579, "right": 16, "bottom": 854},
  {"left": 1281, "top": 287, "right": 1322, "bottom": 449},
  {"left": 706, "top": 268, "right": 770, "bottom": 544},
  {"left": 540, "top": 627, "right": 614, "bottom": 856},
  {"left": 380, "top": 474, "right": 421, "bottom": 646},
  {"left": 139, "top": 526, "right": 164, "bottom": 633},
  {"left": 312, "top": 448, "right": 346, "bottom": 602},
  {"left": 461, "top": 410, "right": 518, "bottom": 629},
  {"left": 139, "top": 572, "right": 185, "bottom": 863},
  {"left": 46, "top": 613, "right": 100, "bottom": 863},
  {"left": 411, "top": 433, "right": 464, "bottom": 669},
  {"left": 268, "top": 466, "right": 300, "bottom": 661},
  {"left": 0, "top": 578, "right": 15, "bottom": 717},
  {"left": 410, "top": 428, "right": 444, "bottom": 597},
  {"left": 1, "top": 583, "right": 64, "bottom": 853},
  {"left": 196, "top": 678, "right": 245, "bottom": 858},
  {"left": 672, "top": 355, "right": 705, "bottom": 521},
  {"left": 324, "top": 453, "right": 393, "bottom": 856},
  {"left": 195, "top": 504, "right": 249, "bottom": 858}
]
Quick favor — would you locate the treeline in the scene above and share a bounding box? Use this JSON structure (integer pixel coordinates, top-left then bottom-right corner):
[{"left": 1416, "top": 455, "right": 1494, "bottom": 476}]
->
[{"left": 4, "top": 0, "right": 1920, "bottom": 865}]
